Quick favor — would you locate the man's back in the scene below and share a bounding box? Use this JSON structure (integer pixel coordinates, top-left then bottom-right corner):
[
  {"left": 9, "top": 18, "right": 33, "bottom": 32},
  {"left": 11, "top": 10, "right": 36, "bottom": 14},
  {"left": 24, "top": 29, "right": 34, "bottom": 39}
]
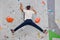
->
[{"left": 23, "top": 9, "right": 34, "bottom": 20}]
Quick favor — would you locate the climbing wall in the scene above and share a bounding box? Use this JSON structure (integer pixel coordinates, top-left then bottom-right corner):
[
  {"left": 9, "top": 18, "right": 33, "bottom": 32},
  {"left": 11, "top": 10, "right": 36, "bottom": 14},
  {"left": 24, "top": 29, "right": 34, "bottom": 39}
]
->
[{"left": 2, "top": 0, "right": 60, "bottom": 40}]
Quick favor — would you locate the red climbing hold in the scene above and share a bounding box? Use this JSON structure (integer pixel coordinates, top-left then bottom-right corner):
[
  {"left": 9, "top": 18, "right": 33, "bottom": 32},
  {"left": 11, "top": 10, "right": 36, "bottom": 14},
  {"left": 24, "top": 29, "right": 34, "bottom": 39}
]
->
[
  {"left": 35, "top": 17, "right": 40, "bottom": 23},
  {"left": 6, "top": 16, "right": 14, "bottom": 23},
  {"left": 42, "top": 1, "right": 45, "bottom": 5}
]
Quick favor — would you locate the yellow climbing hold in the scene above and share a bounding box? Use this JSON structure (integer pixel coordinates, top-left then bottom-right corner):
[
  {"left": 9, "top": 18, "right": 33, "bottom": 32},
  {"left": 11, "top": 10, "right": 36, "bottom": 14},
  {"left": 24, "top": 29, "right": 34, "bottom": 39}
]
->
[
  {"left": 37, "top": 32, "right": 40, "bottom": 38},
  {"left": 56, "top": 19, "right": 60, "bottom": 23}
]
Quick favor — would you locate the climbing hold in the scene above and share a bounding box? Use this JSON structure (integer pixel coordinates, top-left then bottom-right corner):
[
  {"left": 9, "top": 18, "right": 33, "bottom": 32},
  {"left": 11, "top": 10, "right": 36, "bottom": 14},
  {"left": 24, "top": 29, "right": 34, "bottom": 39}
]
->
[
  {"left": 12, "top": 10, "right": 14, "bottom": 12},
  {"left": 37, "top": 32, "right": 44, "bottom": 39},
  {"left": 4, "top": 35, "right": 9, "bottom": 38},
  {"left": 0, "top": 27, "right": 2, "bottom": 30},
  {"left": 6, "top": 16, "right": 14, "bottom": 23},
  {"left": 0, "top": 25, "right": 2, "bottom": 30},
  {"left": 56, "top": 19, "right": 60, "bottom": 23},
  {"left": 37, "top": 32, "right": 40, "bottom": 38},
  {"left": 18, "top": 0, "right": 20, "bottom": 1},
  {"left": 35, "top": 17, "right": 40, "bottom": 23},
  {"left": 41, "top": 1, "right": 45, "bottom": 5},
  {"left": 48, "top": 9, "right": 53, "bottom": 12},
  {"left": 52, "top": 29, "right": 55, "bottom": 32}
]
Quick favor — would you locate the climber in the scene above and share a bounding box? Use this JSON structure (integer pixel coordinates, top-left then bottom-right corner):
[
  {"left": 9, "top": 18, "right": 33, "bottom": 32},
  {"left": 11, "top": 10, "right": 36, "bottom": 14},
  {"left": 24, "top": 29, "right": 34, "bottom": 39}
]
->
[{"left": 11, "top": 2, "right": 47, "bottom": 34}]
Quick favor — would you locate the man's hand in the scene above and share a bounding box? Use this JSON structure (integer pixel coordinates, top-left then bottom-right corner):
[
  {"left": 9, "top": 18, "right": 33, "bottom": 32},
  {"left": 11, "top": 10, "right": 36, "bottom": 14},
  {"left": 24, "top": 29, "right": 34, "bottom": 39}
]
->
[{"left": 20, "top": 2, "right": 23, "bottom": 12}]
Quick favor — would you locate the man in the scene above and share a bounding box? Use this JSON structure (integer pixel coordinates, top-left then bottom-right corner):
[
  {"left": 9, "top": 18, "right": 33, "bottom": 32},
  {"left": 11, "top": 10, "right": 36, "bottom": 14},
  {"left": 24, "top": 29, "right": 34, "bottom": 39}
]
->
[{"left": 11, "top": 3, "right": 47, "bottom": 34}]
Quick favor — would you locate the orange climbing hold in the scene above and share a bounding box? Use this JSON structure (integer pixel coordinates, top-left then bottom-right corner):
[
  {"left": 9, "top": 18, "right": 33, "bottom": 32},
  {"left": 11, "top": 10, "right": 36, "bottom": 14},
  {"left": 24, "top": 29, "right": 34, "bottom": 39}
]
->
[
  {"left": 0, "top": 26, "right": 2, "bottom": 30},
  {"left": 35, "top": 17, "right": 40, "bottom": 23},
  {"left": 6, "top": 16, "right": 14, "bottom": 23}
]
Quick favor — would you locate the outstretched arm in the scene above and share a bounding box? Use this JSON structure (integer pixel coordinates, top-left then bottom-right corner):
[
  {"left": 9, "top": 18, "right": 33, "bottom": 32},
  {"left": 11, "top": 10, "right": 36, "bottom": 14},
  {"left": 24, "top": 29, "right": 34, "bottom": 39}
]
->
[
  {"left": 31, "top": 7, "right": 37, "bottom": 14},
  {"left": 20, "top": 3, "right": 23, "bottom": 12}
]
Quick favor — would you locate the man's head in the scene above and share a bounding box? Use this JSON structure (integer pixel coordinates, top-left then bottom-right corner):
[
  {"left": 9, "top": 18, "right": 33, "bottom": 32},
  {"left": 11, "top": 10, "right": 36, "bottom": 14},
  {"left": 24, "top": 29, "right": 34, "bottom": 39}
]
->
[{"left": 26, "top": 5, "right": 31, "bottom": 10}]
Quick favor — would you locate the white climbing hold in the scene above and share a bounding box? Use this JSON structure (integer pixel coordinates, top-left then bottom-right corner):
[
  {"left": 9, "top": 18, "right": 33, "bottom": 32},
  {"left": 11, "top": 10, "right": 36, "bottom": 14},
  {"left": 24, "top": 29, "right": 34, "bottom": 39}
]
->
[{"left": 52, "top": 29, "right": 55, "bottom": 32}]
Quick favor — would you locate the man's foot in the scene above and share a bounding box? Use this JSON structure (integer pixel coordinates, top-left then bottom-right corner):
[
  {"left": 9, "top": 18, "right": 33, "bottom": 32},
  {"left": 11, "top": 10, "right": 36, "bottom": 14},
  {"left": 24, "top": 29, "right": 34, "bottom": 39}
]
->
[
  {"left": 43, "top": 30, "right": 48, "bottom": 34},
  {"left": 11, "top": 29, "right": 14, "bottom": 33}
]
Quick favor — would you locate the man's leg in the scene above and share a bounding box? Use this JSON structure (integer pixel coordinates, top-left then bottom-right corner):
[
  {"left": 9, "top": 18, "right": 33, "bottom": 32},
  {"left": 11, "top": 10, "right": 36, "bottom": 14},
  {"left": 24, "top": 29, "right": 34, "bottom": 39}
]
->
[
  {"left": 29, "top": 20, "right": 46, "bottom": 33},
  {"left": 11, "top": 20, "right": 28, "bottom": 33}
]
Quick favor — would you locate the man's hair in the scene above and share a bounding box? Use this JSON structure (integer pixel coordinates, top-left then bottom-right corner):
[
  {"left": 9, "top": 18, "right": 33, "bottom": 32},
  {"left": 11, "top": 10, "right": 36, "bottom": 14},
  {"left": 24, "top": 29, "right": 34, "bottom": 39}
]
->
[{"left": 26, "top": 5, "right": 31, "bottom": 10}]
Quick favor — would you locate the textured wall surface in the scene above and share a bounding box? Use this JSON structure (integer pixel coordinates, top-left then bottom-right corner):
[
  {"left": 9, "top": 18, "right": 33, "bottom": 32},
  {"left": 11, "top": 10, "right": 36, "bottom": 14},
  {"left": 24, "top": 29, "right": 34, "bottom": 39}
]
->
[
  {"left": 0, "top": 0, "right": 60, "bottom": 40},
  {"left": 0, "top": 0, "right": 48, "bottom": 40}
]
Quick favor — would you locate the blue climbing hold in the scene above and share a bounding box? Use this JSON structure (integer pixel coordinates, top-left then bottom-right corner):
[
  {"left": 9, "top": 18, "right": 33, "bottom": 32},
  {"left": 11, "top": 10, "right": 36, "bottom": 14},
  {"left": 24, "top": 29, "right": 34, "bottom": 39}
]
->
[
  {"left": 48, "top": 10, "right": 53, "bottom": 12},
  {"left": 18, "top": 0, "right": 20, "bottom": 1}
]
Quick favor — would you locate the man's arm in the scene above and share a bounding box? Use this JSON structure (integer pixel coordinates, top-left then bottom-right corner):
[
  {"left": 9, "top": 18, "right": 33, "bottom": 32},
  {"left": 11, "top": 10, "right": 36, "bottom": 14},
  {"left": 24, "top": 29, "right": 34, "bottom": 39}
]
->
[
  {"left": 20, "top": 3, "right": 23, "bottom": 12},
  {"left": 31, "top": 7, "right": 37, "bottom": 14}
]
